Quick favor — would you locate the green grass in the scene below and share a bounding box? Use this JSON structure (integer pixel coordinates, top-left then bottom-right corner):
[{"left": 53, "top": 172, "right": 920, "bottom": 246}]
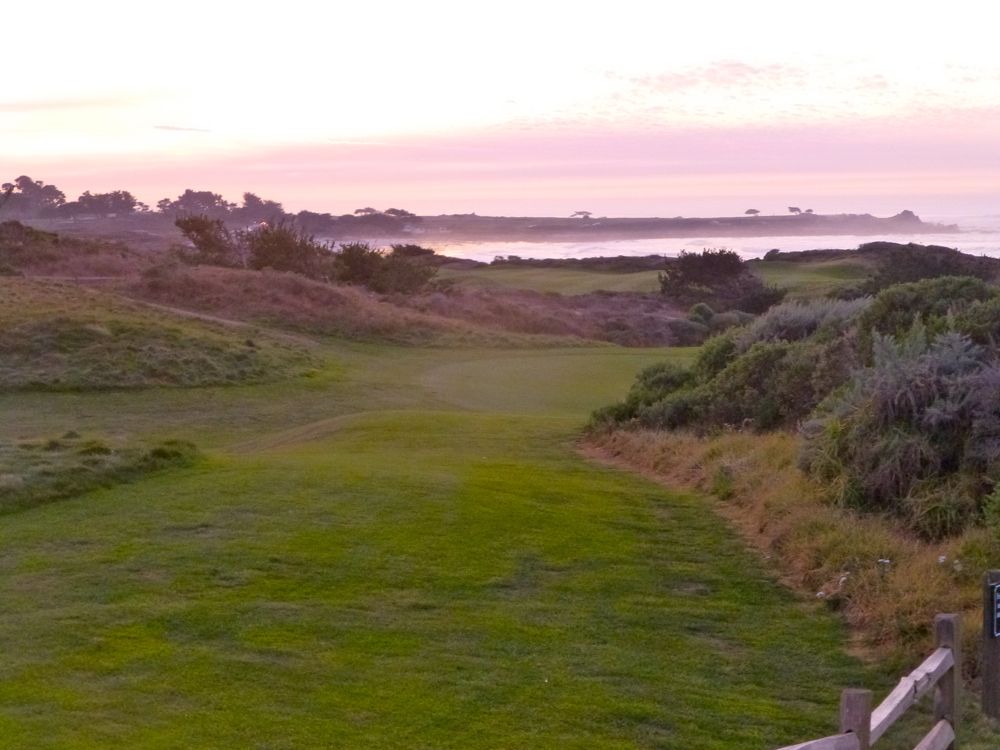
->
[
  {"left": 439, "top": 266, "right": 662, "bottom": 294},
  {"left": 0, "top": 432, "right": 198, "bottom": 514},
  {"left": 750, "top": 258, "right": 873, "bottom": 298},
  {"left": 0, "top": 279, "right": 312, "bottom": 390},
  {"left": 0, "top": 336, "right": 916, "bottom": 747}
]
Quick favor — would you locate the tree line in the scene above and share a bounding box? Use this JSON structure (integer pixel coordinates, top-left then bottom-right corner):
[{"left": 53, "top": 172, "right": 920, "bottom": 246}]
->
[{"left": 0, "top": 175, "right": 418, "bottom": 233}]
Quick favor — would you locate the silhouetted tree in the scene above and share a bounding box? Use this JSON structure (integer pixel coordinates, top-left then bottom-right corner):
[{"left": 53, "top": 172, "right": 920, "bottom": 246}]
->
[
  {"left": 788, "top": 206, "right": 802, "bottom": 215},
  {"left": 237, "top": 192, "right": 285, "bottom": 223},
  {"left": 1, "top": 176, "right": 66, "bottom": 216},
  {"left": 744, "top": 209, "right": 760, "bottom": 216},
  {"left": 158, "top": 189, "right": 235, "bottom": 218},
  {"left": 384, "top": 208, "right": 416, "bottom": 218},
  {"left": 571, "top": 210, "right": 593, "bottom": 219}
]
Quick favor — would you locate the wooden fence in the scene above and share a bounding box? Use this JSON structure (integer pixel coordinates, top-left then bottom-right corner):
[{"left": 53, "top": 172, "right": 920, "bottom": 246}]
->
[{"left": 777, "top": 614, "right": 960, "bottom": 750}]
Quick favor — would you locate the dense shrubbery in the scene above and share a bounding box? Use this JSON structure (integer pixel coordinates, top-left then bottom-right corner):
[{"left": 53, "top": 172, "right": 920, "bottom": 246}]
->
[
  {"left": 175, "top": 217, "right": 437, "bottom": 294},
  {"left": 801, "top": 324, "right": 998, "bottom": 539},
  {"left": 659, "top": 248, "right": 786, "bottom": 313},
  {"left": 595, "top": 276, "right": 1000, "bottom": 538}
]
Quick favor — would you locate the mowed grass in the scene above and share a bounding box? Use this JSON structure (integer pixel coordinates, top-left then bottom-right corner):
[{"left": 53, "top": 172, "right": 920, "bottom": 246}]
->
[
  {"left": 749, "top": 258, "right": 873, "bottom": 298},
  {"left": 0, "top": 341, "right": 870, "bottom": 747},
  {"left": 439, "top": 266, "right": 662, "bottom": 294}
]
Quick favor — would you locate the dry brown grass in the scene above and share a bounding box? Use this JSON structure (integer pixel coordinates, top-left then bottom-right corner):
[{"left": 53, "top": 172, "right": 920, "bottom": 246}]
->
[
  {"left": 124, "top": 265, "right": 585, "bottom": 347},
  {"left": 586, "top": 428, "right": 999, "bottom": 677}
]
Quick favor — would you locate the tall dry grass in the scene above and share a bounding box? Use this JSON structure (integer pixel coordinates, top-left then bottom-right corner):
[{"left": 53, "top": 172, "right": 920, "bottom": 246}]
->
[
  {"left": 125, "top": 265, "right": 585, "bottom": 347},
  {"left": 587, "top": 428, "right": 998, "bottom": 677}
]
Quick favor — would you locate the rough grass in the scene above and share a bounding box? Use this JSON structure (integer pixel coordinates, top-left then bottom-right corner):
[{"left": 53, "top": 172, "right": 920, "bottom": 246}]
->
[
  {"left": 125, "top": 265, "right": 589, "bottom": 347},
  {"left": 0, "top": 220, "right": 153, "bottom": 278},
  {"left": 0, "top": 432, "right": 198, "bottom": 514},
  {"left": 0, "top": 279, "right": 312, "bottom": 390},
  {"left": 0, "top": 342, "right": 892, "bottom": 748}
]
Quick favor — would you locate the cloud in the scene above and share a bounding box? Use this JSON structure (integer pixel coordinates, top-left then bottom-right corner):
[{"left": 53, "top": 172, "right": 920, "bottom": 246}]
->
[{"left": 154, "top": 125, "right": 212, "bottom": 133}]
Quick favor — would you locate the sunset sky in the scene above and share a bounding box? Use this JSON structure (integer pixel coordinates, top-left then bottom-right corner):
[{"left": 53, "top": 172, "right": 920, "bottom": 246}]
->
[{"left": 6, "top": 0, "right": 1000, "bottom": 217}]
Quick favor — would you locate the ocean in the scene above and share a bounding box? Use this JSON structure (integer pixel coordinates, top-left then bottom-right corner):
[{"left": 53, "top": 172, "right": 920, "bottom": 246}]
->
[{"left": 434, "top": 214, "right": 1000, "bottom": 262}]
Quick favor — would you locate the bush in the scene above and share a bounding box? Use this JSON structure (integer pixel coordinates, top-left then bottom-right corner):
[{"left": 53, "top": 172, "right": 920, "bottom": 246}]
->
[
  {"left": 688, "top": 302, "right": 715, "bottom": 324},
  {"left": 801, "top": 326, "right": 988, "bottom": 538},
  {"left": 694, "top": 333, "right": 737, "bottom": 380},
  {"left": 665, "top": 318, "right": 709, "bottom": 345},
  {"left": 659, "top": 249, "right": 786, "bottom": 314},
  {"left": 857, "top": 276, "right": 996, "bottom": 358},
  {"left": 333, "top": 242, "right": 437, "bottom": 293},
  {"left": 736, "top": 297, "right": 871, "bottom": 352},
  {"left": 246, "top": 223, "right": 332, "bottom": 279}
]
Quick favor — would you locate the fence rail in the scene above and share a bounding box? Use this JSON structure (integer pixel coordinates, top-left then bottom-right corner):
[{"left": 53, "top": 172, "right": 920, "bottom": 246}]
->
[{"left": 777, "top": 614, "right": 960, "bottom": 750}]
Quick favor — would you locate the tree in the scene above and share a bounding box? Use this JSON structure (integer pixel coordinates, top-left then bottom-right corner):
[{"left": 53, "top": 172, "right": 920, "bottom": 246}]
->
[
  {"left": 175, "top": 216, "right": 246, "bottom": 267},
  {"left": 158, "top": 189, "right": 235, "bottom": 218},
  {"left": 1, "top": 176, "right": 66, "bottom": 216},
  {"left": 744, "top": 209, "right": 760, "bottom": 217},
  {"left": 788, "top": 206, "right": 802, "bottom": 215},
  {"left": 353, "top": 207, "right": 379, "bottom": 216},
  {"left": 805, "top": 208, "right": 814, "bottom": 214},
  {"left": 72, "top": 190, "right": 139, "bottom": 216},
  {"left": 384, "top": 208, "right": 416, "bottom": 218},
  {"left": 237, "top": 192, "right": 285, "bottom": 223},
  {"left": 571, "top": 210, "right": 593, "bottom": 219}
]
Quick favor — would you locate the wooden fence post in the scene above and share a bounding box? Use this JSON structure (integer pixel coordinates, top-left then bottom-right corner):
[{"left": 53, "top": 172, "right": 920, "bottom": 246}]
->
[
  {"left": 934, "top": 613, "right": 960, "bottom": 748},
  {"left": 984, "top": 570, "right": 1000, "bottom": 720},
  {"left": 839, "top": 688, "right": 872, "bottom": 750}
]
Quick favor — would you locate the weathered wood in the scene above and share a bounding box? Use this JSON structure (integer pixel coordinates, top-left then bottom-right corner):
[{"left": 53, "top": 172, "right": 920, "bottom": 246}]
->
[
  {"left": 839, "top": 688, "right": 871, "bottom": 750},
  {"left": 777, "top": 733, "right": 860, "bottom": 750},
  {"left": 984, "top": 571, "right": 1000, "bottom": 720},
  {"left": 934, "top": 614, "right": 960, "bottom": 749},
  {"left": 913, "top": 720, "right": 956, "bottom": 750},
  {"left": 869, "top": 648, "right": 954, "bottom": 743}
]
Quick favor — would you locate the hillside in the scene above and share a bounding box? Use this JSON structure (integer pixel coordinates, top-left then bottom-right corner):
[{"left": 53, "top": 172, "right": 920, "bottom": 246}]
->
[{"left": 0, "top": 279, "right": 312, "bottom": 390}]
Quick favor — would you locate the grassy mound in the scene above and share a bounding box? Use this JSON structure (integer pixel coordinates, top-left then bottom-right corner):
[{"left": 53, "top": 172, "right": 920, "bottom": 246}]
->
[
  {"left": 126, "top": 265, "right": 589, "bottom": 347},
  {"left": 0, "top": 431, "right": 198, "bottom": 514},
  {"left": 0, "top": 279, "right": 311, "bottom": 390},
  {"left": 0, "top": 220, "right": 152, "bottom": 277}
]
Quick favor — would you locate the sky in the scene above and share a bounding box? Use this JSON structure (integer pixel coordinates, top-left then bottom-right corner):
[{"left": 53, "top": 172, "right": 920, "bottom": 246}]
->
[{"left": 4, "top": 0, "right": 1000, "bottom": 217}]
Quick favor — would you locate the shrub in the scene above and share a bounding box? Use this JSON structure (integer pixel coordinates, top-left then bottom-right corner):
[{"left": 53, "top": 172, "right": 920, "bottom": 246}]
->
[
  {"left": 665, "top": 318, "right": 709, "bottom": 345},
  {"left": 333, "top": 242, "right": 386, "bottom": 285},
  {"left": 333, "top": 242, "right": 437, "bottom": 293},
  {"left": 659, "top": 248, "right": 786, "bottom": 313},
  {"left": 736, "top": 297, "right": 871, "bottom": 352},
  {"left": 857, "top": 276, "right": 996, "bottom": 358},
  {"left": 246, "top": 223, "right": 332, "bottom": 279},
  {"left": 688, "top": 302, "right": 715, "bottom": 324},
  {"left": 636, "top": 387, "right": 708, "bottom": 429},
  {"left": 708, "top": 310, "right": 753, "bottom": 332},
  {"left": 693, "top": 333, "right": 737, "bottom": 380},
  {"left": 801, "top": 326, "right": 988, "bottom": 537},
  {"left": 175, "top": 216, "right": 244, "bottom": 267}
]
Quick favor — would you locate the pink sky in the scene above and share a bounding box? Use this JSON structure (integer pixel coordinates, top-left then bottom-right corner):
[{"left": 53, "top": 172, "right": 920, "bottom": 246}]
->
[{"left": 4, "top": 1, "right": 1000, "bottom": 217}]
